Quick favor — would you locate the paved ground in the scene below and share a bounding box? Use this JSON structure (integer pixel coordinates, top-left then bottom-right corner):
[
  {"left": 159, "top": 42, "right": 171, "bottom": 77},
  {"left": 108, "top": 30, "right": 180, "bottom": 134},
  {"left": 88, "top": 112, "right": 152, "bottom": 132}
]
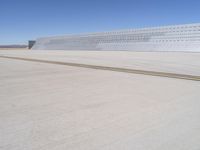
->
[
  {"left": 1, "top": 50, "right": 200, "bottom": 76},
  {"left": 0, "top": 50, "right": 200, "bottom": 150}
]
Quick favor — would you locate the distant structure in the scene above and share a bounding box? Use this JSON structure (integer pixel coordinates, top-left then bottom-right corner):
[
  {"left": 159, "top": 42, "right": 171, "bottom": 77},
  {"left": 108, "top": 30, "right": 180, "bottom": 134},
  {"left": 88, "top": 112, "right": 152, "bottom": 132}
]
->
[
  {"left": 28, "top": 41, "right": 36, "bottom": 49},
  {"left": 32, "top": 23, "right": 200, "bottom": 52},
  {"left": 0, "top": 45, "right": 27, "bottom": 49}
]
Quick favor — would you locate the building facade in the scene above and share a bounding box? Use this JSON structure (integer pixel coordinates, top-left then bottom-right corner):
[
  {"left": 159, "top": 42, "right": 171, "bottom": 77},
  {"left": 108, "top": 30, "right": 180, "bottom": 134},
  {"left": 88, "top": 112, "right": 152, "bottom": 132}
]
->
[
  {"left": 28, "top": 40, "right": 36, "bottom": 49},
  {"left": 32, "top": 23, "right": 200, "bottom": 52}
]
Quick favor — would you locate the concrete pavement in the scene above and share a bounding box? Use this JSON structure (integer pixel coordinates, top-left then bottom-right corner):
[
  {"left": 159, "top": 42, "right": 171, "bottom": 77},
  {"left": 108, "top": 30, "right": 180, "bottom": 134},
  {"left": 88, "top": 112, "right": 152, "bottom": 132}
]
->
[{"left": 0, "top": 50, "right": 200, "bottom": 150}]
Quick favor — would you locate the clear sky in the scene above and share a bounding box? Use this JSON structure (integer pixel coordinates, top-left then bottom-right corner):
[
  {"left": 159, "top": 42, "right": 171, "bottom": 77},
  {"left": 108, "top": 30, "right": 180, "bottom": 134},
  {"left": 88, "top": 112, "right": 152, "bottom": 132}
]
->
[{"left": 1, "top": 0, "right": 200, "bottom": 44}]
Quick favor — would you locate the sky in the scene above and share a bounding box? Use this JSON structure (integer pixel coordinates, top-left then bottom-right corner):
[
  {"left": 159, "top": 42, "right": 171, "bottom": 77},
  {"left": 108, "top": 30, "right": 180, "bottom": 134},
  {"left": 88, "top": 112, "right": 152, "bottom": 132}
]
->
[{"left": 0, "top": 0, "right": 200, "bottom": 45}]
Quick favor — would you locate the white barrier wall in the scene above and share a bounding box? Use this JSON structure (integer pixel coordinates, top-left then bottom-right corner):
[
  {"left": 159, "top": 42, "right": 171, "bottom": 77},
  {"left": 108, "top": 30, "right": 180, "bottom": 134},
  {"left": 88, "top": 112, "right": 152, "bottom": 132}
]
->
[{"left": 32, "top": 23, "right": 200, "bottom": 52}]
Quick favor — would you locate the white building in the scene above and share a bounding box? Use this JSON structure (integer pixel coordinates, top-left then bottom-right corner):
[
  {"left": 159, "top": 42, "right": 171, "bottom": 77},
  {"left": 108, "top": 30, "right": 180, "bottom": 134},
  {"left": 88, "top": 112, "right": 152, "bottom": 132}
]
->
[{"left": 32, "top": 23, "right": 200, "bottom": 52}]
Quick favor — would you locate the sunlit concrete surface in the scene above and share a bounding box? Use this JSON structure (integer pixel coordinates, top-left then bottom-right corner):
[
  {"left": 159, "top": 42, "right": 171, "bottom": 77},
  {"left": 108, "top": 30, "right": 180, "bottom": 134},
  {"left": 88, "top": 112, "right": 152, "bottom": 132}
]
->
[
  {"left": 0, "top": 50, "right": 200, "bottom": 150},
  {"left": 0, "top": 50, "right": 200, "bottom": 76}
]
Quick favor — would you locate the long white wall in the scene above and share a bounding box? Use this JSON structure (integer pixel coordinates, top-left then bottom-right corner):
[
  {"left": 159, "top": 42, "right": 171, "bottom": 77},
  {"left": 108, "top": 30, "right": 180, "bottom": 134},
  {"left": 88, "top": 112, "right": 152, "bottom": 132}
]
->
[{"left": 32, "top": 23, "right": 200, "bottom": 52}]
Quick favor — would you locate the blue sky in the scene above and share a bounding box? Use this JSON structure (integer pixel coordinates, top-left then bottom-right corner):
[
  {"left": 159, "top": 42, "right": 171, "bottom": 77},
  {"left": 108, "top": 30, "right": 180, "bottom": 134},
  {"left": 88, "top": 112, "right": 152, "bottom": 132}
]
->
[{"left": 1, "top": 0, "right": 200, "bottom": 44}]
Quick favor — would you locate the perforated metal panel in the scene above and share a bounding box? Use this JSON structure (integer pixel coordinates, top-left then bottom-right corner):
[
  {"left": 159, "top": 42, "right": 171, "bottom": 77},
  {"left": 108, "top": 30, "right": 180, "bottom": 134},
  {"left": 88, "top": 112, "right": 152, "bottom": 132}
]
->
[{"left": 32, "top": 23, "right": 200, "bottom": 52}]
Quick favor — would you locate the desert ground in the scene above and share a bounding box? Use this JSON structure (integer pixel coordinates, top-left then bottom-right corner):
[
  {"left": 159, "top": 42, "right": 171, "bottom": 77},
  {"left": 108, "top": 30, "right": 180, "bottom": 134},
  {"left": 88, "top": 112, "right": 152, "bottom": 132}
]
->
[
  {"left": 0, "top": 50, "right": 200, "bottom": 150},
  {"left": 0, "top": 48, "right": 28, "bottom": 50}
]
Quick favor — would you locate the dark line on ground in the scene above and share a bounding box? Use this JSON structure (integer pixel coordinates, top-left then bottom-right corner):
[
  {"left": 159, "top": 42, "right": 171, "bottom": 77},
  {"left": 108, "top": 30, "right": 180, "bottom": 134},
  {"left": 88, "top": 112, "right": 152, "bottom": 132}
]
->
[{"left": 0, "top": 55, "right": 200, "bottom": 81}]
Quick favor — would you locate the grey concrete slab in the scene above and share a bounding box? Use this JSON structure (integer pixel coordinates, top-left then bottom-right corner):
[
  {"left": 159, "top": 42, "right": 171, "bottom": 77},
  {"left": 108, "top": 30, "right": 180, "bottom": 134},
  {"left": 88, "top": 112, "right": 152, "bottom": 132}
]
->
[
  {"left": 1, "top": 55, "right": 200, "bottom": 81},
  {"left": 1, "top": 50, "right": 200, "bottom": 76},
  {"left": 0, "top": 51, "right": 200, "bottom": 150}
]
